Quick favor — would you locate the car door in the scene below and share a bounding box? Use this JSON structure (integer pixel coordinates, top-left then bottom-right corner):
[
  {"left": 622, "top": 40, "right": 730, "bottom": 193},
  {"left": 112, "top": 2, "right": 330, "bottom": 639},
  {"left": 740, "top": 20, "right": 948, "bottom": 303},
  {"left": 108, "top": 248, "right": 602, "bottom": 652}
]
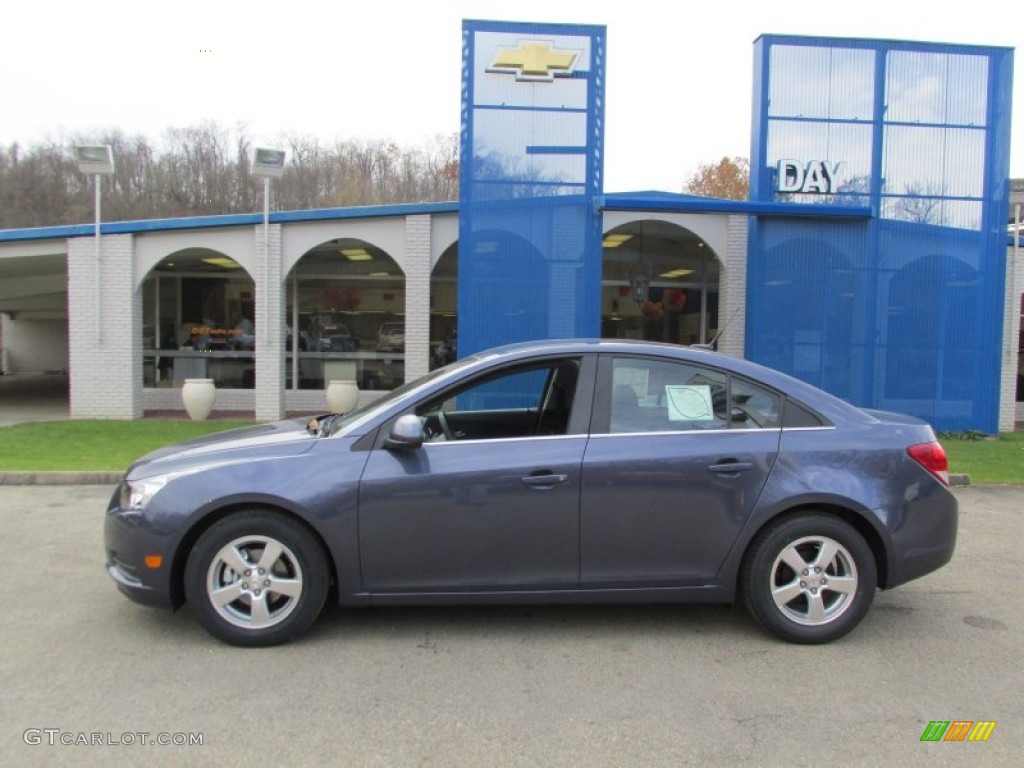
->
[
  {"left": 358, "top": 356, "right": 594, "bottom": 592},
  {"left": 580, "top": 354, "right": 781, "bottom": 586}
]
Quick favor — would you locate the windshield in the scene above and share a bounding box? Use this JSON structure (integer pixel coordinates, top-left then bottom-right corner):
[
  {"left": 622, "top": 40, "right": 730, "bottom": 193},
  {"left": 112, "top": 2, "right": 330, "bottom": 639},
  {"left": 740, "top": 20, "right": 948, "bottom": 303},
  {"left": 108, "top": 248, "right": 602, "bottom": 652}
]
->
[{"left": 326, "top": 355, "right": 478, "bottom": 437}]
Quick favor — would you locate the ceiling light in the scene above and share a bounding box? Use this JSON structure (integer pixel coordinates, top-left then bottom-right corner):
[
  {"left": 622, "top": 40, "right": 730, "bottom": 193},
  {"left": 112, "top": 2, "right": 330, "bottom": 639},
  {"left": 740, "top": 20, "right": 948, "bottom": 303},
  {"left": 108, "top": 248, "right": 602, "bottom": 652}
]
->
[
  {"left": 202, "top": 257, "right": 242, "bottom": 269},
  {"left": 602, "top": 233, "right": 633, "bottom": 248},
  {"left": 660, "top": 269, "right": 695, "bottom": 278},
  {"left": 341, "top": 249, "right": 373, "bottom": 261}
]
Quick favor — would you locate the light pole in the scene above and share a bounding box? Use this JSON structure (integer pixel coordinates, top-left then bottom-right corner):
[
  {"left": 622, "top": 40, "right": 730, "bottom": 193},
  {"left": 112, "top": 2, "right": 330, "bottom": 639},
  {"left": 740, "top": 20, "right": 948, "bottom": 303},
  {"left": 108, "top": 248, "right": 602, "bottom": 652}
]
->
[
  {"left": 73, "top": 145, "right": 115, "bottom": 343},
  {"left": 252, "top": 148, "right": 286, "bottom": 351}
]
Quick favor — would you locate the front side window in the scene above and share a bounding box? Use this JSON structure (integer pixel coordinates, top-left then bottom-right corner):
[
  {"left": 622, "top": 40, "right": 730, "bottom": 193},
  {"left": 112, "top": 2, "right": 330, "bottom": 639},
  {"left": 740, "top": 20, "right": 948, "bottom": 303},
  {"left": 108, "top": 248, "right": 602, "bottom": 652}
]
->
[
  {"left": 607, "top": 357, "right": 781, "bottom": 434},
  {"left": 416, "top": 359, "right": 581, "bottom": 442}
]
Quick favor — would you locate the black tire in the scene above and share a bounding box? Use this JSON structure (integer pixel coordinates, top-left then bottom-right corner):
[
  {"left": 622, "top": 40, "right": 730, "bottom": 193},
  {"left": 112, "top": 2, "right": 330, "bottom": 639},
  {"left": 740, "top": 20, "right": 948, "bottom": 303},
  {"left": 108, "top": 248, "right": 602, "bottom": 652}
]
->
[
  {"left": 741, "top": 513, "right": 877, "bottom": 644},
  {"left": 184, "top": 510, "right": 329, "bottom": 647}
]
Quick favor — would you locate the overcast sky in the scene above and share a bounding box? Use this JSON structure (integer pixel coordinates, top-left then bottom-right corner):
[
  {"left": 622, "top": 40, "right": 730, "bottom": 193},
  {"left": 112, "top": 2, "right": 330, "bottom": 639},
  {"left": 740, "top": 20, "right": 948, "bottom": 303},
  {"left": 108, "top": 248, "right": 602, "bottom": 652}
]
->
[{"left": 4, "top": 0, "right": 1021, "bottom": 193}]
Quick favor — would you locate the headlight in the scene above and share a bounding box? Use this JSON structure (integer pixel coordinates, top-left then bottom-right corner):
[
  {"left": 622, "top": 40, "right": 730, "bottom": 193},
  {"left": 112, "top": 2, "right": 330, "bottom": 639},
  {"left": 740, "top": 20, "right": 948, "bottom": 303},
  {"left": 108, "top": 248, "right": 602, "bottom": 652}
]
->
[{"left": 119, "top": 477, "right": 169, "bottom": 511}]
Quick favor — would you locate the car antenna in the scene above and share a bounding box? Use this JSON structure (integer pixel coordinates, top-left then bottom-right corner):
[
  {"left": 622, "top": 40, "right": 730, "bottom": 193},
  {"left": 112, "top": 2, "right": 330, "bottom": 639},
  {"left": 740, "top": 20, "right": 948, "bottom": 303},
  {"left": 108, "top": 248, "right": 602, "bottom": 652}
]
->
[{"left": 691, "top": 307, "right": 741, "bottom": 351}]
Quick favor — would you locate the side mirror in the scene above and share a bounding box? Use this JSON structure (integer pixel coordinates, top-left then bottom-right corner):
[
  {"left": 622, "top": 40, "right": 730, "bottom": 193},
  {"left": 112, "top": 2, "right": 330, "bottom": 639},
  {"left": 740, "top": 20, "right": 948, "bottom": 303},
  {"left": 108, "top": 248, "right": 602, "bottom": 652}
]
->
[{"left": 384, "top": 414, "right": 424, "bottom": 450}]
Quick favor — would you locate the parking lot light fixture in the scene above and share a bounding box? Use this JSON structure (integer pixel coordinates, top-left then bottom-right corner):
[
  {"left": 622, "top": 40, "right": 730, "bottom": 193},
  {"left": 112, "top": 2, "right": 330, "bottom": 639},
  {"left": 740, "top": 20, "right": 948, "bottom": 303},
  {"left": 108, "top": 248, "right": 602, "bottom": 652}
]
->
[
  {"left": 73, "top": 145, "right": 115, "bottom": 343},
  {"left": 252, "top": 148, "right": 287, "bottom": 348}
]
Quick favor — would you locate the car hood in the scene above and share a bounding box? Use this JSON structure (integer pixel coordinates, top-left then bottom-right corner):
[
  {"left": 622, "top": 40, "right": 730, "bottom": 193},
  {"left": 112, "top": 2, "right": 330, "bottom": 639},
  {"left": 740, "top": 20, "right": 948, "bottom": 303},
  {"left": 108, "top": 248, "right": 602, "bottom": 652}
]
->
[{"left": 125, "top": 418, "right": 319, "bottom": 480}]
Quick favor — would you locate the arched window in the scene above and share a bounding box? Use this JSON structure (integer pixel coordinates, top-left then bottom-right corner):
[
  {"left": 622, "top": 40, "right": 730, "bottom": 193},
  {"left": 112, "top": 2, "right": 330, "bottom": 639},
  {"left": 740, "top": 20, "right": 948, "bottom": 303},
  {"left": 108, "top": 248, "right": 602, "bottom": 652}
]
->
[
  {"left": 141, "top": 248, "right": 256, "bottom": 389},
  {"left": 284, "top": 238, "right": 405, "bottom": 391},
  {"left": 602, "top": 221, "right": 721, "bottom": 346}
]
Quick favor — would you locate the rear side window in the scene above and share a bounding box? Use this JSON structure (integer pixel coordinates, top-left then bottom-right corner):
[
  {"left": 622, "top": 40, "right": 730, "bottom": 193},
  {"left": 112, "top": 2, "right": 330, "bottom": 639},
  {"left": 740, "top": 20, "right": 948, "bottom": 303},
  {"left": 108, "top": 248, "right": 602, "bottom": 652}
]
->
[
  {"left": 606, "top": 358, "right": 781, "bottom": 433},
  {"left": 610, "top": 358, "right": 727, "bottom": 432},
  {"left": 729, "top": 377, "right": 782, "bottom": 430},
  {"left": 782, "top": 398, "right": 827, "bottom": 428}
]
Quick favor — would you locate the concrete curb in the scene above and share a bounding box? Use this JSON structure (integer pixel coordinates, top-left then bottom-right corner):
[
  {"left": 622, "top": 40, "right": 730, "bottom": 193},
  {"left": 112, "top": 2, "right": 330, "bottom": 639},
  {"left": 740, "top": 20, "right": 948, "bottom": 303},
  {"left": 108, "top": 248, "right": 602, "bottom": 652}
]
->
[
  {"left": 949, "top": 474, "right": 971, "bottom": 486},
  {"left": 0, "top": 472, "right": 122, "bottom": 486}
]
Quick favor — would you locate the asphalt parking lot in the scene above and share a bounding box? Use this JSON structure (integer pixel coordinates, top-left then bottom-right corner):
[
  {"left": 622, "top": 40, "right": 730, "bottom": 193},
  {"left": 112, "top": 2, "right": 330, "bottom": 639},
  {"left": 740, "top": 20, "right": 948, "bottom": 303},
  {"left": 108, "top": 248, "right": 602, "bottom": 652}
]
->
[{"left": 1, "top": 484, "right": 1021, "bottom": 767}]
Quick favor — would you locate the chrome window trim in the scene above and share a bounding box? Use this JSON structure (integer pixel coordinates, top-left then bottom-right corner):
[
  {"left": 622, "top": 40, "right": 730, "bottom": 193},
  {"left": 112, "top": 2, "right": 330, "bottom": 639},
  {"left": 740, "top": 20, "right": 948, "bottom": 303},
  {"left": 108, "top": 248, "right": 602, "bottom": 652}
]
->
[
  {"left": 418, "top": 425, "right": 836, "bottom": 445},
  {"left": 587, "top": 428, "right": 784, "bottom": 439},
  {"left": 587, "top": 425, "right": 835, "bottom": 438},
  {"left": 420, "top": 433, "right": 590, "bottom": 448}
]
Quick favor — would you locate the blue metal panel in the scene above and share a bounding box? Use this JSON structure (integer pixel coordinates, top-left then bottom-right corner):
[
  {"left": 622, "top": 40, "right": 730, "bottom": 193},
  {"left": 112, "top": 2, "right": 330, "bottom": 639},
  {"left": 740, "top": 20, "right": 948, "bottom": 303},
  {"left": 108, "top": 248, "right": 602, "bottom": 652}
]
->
[
  {"left": 769, "top": 45, "right": 875, "bottom": 121},
  {"left": 599, "top": 193, "right": 870, "bottom": 219},
  {"left": 458, "top": 20, "right": 606, "bottom": 358},
  {"left": 746, "top": 218, "right": 872, "bottom": 401},
  {"left": 750, "top": 37, "right": 771, "bottom": 202},
  {"left": 749, "top": 35, "right": 1013, "bottom": 433},
  {"left": 0, "top": 202, "right": 461, "bottom": 243}
]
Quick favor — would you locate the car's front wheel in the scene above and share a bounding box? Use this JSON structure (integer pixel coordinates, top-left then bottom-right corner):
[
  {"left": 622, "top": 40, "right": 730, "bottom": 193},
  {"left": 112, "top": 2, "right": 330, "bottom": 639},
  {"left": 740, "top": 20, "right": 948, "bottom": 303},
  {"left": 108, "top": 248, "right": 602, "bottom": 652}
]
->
[
  {"left": 742, "top": 513, "right": 877, "bottom": 644},
  {"left": 184, "top": 511, "right": 329, "bottom": 647}
]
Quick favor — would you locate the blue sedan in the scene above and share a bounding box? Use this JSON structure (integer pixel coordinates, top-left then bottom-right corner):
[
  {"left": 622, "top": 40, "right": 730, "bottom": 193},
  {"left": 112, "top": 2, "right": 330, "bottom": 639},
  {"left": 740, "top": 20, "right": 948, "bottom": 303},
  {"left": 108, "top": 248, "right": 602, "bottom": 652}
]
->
[{"left": 105, "top": 340, "right": 958, "bottom": 646}]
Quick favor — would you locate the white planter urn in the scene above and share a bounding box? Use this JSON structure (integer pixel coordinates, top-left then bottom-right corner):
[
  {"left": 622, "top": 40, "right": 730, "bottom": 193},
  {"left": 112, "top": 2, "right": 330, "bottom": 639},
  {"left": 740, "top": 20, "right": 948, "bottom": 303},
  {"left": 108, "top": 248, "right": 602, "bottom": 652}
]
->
[
  {"left": 326, "top": 379, "right": 359, "bottom": 413},
  {"left": 182, "top": 378, "right": 216, "bottom": 421}
]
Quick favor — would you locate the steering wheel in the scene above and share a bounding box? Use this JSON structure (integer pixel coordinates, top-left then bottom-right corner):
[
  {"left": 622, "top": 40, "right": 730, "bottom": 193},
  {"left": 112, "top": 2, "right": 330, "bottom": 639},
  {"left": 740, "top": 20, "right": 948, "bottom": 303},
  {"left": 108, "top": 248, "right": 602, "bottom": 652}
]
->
[
  {"left": 421, "top": 410, "right": 454, "bottom": 442},
  {"left": 436, "top": 410, "right": 454, "bottom": 441}
]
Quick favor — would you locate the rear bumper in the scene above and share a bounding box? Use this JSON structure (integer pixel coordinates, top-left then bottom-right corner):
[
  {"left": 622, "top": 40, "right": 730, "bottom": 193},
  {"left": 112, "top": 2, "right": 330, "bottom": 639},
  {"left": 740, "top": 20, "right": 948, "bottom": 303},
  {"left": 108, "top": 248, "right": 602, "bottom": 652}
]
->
[{"left": 882, "top": 484, "right": 959, "bottom": 588}]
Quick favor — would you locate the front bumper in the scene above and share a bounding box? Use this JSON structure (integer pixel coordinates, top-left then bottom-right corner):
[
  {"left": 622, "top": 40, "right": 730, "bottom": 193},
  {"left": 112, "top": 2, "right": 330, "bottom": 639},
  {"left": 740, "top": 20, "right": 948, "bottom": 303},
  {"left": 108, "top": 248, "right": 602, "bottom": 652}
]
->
[{"left": 104, "top": 496, "right": 176, "bottom": 609}]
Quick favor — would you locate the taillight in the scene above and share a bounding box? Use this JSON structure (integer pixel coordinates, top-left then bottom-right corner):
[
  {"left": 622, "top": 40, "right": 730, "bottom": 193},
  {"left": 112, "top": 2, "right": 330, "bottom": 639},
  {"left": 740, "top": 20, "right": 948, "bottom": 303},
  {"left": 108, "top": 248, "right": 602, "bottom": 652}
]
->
[{"left": 908, "top": 442, "right": 950, "bottom": 486}]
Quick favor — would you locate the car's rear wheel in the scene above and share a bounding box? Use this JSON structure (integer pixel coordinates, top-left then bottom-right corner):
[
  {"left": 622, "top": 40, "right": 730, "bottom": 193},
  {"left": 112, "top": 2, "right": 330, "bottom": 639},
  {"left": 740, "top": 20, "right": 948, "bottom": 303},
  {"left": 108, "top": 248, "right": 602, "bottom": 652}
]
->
[
  {"left": 742, "top": 513, "right": 876, "bottom": 644},
  {"left": 184, "top": 511, "right": 329, "bottom": 647}
]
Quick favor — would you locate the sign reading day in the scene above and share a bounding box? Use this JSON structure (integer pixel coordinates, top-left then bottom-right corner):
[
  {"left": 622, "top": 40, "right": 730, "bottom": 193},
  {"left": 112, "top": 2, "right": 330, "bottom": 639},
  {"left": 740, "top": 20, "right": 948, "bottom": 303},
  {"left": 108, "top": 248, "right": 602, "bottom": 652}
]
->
[{"left": 776, "top": 159, "right": 842, "bottom": 194}]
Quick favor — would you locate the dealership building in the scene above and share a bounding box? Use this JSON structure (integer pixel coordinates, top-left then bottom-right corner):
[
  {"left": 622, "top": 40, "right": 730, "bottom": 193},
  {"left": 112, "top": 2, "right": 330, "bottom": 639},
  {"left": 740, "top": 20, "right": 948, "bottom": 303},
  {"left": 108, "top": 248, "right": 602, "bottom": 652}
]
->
[{"left": 0, "top": 25, "right": 1020, "bottom": 433}]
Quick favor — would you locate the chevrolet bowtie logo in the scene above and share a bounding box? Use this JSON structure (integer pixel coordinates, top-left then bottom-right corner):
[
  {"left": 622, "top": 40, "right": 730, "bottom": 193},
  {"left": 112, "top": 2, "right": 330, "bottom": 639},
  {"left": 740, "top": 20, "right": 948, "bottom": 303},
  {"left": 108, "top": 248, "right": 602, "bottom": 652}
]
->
[{"left": 488, "top": 41, "right": 580, "bottom": 82}]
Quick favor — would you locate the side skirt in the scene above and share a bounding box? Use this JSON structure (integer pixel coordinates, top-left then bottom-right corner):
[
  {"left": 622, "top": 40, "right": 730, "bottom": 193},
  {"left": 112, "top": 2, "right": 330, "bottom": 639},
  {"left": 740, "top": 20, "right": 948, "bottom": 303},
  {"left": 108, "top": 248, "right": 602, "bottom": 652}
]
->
[{"left": 337, "top": 584, "right": 731, "bottom": 608}]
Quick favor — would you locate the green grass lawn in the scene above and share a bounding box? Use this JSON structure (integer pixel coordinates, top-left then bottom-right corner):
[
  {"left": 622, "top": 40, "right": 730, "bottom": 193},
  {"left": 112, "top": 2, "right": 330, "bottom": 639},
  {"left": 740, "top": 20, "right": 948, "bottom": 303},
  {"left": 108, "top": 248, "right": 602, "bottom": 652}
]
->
[
  {"left": 941, "top": 431, "right": 1024, "bottom": 485},
  {"left": 1, "top": 419, "right": 1021, "bottom": 484},
  {"left": 0, "top": 420, "right": 258, "bottom": 472}
]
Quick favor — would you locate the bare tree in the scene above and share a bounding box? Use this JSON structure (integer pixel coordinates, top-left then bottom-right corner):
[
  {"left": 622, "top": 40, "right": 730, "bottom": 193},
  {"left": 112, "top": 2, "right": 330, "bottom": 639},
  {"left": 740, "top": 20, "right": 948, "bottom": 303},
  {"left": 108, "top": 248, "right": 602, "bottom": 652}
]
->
[
  {"left": 831, "top": 175, "right": 872, "bottom": 208},
  {"left": 0, "top": 122, "right": 462, "bottom": 229},
  {"left": 889, "top": 184, "right": 944, "bottom": 224}
]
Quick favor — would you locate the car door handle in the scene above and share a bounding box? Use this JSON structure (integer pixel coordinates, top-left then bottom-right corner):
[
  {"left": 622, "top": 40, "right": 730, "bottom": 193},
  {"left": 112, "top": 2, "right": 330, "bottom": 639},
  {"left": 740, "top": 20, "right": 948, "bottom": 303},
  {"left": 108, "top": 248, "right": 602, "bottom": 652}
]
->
[
  {"left": 521, "top": 473, "right": 569, "bottom": 489},
  {"left": 707, "top": 461, "right": 754, "bottom": 474}
]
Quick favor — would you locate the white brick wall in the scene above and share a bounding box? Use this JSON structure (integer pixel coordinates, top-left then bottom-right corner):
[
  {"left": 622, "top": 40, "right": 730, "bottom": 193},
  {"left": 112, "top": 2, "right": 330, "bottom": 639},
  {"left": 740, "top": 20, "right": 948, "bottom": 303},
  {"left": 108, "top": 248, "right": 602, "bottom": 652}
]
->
[
  {"left": 717, "top": 216, "right": 748, "bottom": 359},
  {"left": 51, "top": 212, "right": 1024, "bottom": 432},
  {"left": 999, "top": 244, "right": 1023, "bottom": 431},
  {"left": 405, "top": 215, "right": 432, "bottom": 382},
  {"left": 254, "top": 223, "right": 285, "bottom": 421},
  {"left": 143, "top": 387, "right": 255, "bottom": 413},
  {"left": 66, "top": 218, "right": 428, "bottom": 420},
  {"left": 284, "top": 388, "right": 382, "bottom": 415},
  {"left": 68, "top": 233, "right": 143, "bottom": 419}
]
